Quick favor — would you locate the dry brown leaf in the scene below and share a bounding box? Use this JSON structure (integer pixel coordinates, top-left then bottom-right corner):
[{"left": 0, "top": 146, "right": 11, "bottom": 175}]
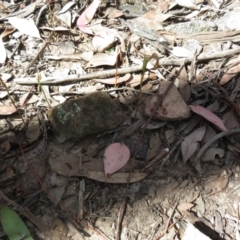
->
[
  {"left": 202, "top": 125, "right": 218, "bottom": 147},
  {"left": 181, "top": 125, "right": 206, "bottom": 163},
  {"left": 93, "top": 73, "right": 131, "bottom": 85},
  {"left": 178, "top": 78, "right": 191, "bottom": 103},
  {"left": 0, "top": 140, "right": 10, "bottom": 154},
  {"left": 49, "top": 153, "right": 146, "bottom": 183},
  {"left": 86, "top": 51, "right": 118, "bottom": 68},
  {"left": 220, "top": 55, "right": 240, "bottom": 85},
  {"left": 88, "top": 171, "right": 147, "bottom": 183},
  {"left": 50, "top": 218, "right": 68, "bottom": 240},
  {"left": 202, "top": 148, "right": 224, "bottom": 162},
  {"left": 108, "top": 9, "right": 123, "bottom": 18},
  {"left": 223, "top": 110, "right": 240, "bottom": 129},
  {"left": 146, "top": 132, "right": 161, "bottom": 161},
  {"left": 158, "top": 0, "right": 169, "bottom": 13},
  {"left": 178, "top": 202, "right": 195, "bottom": 212},
  {"left": 26, "top": 116, "right": 40, "bottom": 143},
  {"left": 126, "top": 73, "right": 156, "bottom": 87},
  {"left": 0, "top": 105, "right": 17, "bottom": 115},
  {"left": 143, "top": 10, "right": 173, "bottom": 22},
  {"left": 205, "top": 169, "right": 231, "bottom": 196},
  {"left": 145, "top": 81, "right": 191, "bottom": 121}
]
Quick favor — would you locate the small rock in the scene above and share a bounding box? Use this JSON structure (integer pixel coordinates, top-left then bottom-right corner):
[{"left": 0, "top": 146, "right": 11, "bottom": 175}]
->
[
  {"left": 144, "top": 81, "right": 191, "bottom": 121},
  {"left": 165, "top": 20, "right": 217, "bottom": 36},
  {"left": 48, "top": 92, "right": 124, "bottom": 143}
]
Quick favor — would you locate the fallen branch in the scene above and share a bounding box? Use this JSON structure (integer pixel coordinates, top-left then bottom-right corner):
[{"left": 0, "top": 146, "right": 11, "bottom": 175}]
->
[{"left": 14, "top": 48, "right": 240, "bottom": 85}]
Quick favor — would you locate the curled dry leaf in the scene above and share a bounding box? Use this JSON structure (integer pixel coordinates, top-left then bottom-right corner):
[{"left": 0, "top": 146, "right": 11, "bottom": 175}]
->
[
  {"left": 103, "top": 142, "right": 130, "bottom": 176},
  {"left": 220, "top": 55, "right": 240, "bottom": 85},
  {"left": 189, "top": 105, "right": 227, "bottom": 131},
  {"left": 86, "top": 50, "right": 119, "bottom": 68}
]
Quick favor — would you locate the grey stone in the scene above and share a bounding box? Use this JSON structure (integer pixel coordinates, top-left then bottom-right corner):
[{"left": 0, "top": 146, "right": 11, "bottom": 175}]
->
[{"left": 48, "top": 92, "right": 124, "bottom": 143}]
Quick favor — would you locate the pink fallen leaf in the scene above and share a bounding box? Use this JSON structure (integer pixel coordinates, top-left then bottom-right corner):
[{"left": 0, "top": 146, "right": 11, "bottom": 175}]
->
[
  {"left": 76, "top": 0, "right": 101, "bottom": 34},
  {"left": 103, "top": 142, "right": 130, "bottom": 176},
  {"left": 189, "top": 105, "right": 227, "bottom": 131}
]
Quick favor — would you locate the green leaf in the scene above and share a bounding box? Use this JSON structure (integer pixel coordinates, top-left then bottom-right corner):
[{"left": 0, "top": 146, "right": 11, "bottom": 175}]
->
[{"left": 0, "top": 205, "right": 34, "bottom": 240}]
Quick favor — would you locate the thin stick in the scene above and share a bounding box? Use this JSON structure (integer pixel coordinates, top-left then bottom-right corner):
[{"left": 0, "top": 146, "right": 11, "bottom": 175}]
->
[
  {"left": 164, "top": 201, "right": 178, "bottom": 235},
  {"left": 23, "top": 32, "right": 54, "bottom": 74},
  {"left": 14, "top": 47, "right": 240, "bottom": 85},
  {"left": 0, "top": 78, "right": 25, "bottom": 125},
  {"left": 193, "top": 129, "right": 240, "bottom": 168}
]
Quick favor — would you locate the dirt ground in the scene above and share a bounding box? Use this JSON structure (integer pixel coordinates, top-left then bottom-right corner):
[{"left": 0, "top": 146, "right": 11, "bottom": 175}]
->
[{"left": 1, "top": 0, "right": 240, "bottom": 239}]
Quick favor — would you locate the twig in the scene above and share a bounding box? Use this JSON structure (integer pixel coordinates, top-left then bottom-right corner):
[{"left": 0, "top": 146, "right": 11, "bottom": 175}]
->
[
  {"left": 23, "top": 32, "right": 54, "bottom": 74},
  {"left": 159, "top": 137, "right": 183, "bottom": 171},
  {"left": 0, "top": 78, "right": 25, "bottom": 125},
  {"left": 15, "top": 66, "right": 143, "bottom": 85},
  {"left": 9, "top": 40, "right": 21, "bottom": 59},
  {"left": 164, "top": 201, "right": 178, "bottom": 235},
  {"left": 37, "top": 73, "right": 51, "bottom": 107},
  {"left": 141, "top": 148, "right": 169, "bottom": 171},
  {"left": 193, "top": 129, "right": 240, "bottom": 168},
  {"left": 50, "top": 87, "right": 154, "bottom": 95},
  {"left": 14, "top": 47, "right": 240, "bottom": 85},
  {"left": 154, "top": 216, "right": 184, "bottom": 240}
]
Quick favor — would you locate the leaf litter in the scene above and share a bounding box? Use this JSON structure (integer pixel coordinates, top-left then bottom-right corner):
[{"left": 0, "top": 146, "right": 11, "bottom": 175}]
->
[{"left": 1, "top": 0, "right": 240, "bottom": 239}]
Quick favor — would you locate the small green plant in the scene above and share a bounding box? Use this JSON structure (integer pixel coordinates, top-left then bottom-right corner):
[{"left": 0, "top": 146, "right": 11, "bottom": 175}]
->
[
  {"left": 134, "top": 55, "right": 149, "bottom": 119},
  {"left": 0, "top": 205, "right": 34, "bottom": 240}
]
